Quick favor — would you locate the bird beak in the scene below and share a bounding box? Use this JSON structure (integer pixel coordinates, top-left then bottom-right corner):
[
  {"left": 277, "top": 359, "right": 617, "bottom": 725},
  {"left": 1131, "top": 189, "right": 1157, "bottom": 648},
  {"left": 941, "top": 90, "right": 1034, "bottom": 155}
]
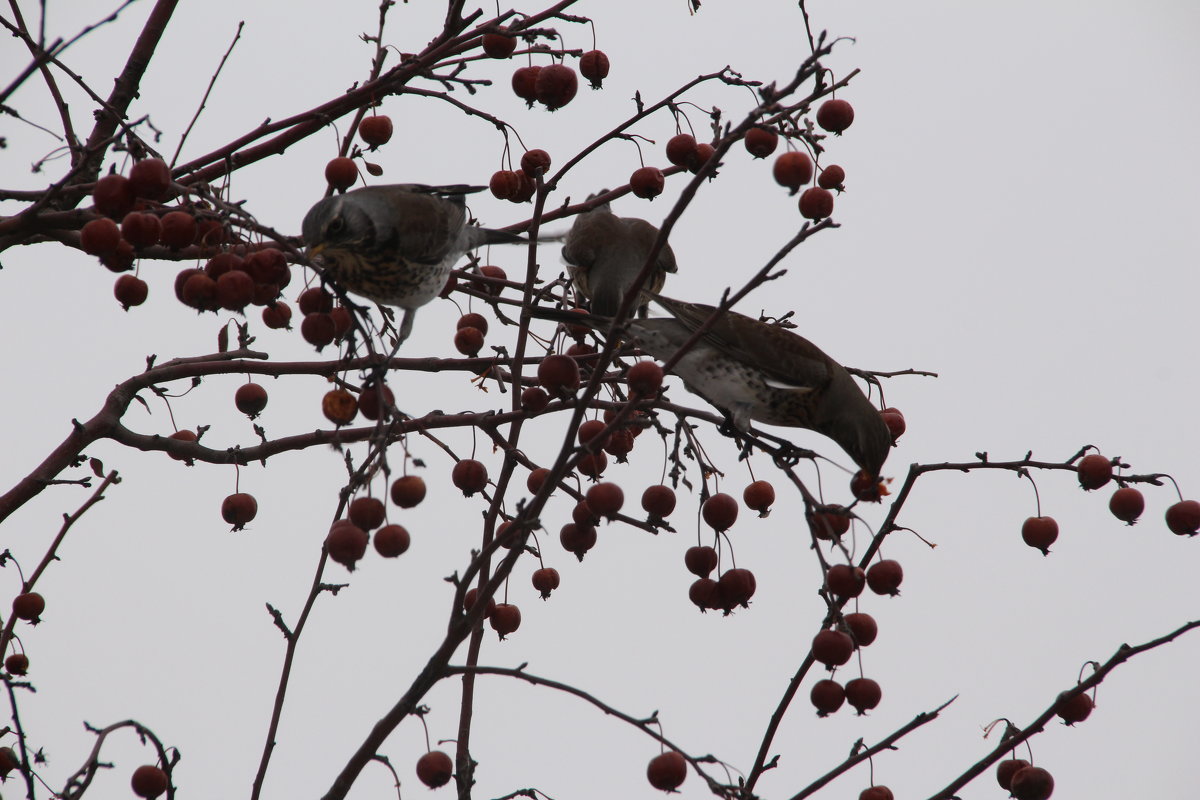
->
[{"left": 307, "top": 243, "right": 326, "bottom": 258}]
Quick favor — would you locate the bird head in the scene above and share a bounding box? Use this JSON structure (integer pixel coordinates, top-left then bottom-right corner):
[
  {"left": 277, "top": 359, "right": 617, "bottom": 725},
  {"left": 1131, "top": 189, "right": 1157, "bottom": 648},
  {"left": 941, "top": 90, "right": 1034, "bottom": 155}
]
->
[
  {"left": 301, "top": 194, "right": 375, "bottom": 260},
  {"left": 828, "top": 403, "right": 892, "bottom": 484}
]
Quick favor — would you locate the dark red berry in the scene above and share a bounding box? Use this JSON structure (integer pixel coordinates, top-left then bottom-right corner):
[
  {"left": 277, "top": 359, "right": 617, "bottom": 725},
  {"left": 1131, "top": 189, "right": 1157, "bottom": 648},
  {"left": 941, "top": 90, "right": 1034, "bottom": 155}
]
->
[
  {"left": 1165, "top": 499, "right": 1200, "bottom": 535},
  {"left": 642, "top": 485, "right": 676, "bottom": 518},
  {"left": 702, "top": 493, "right": 738, "bottom": 531},
  {"left": 521, "top": 386, "right": 550, "bottom": 413},
  {"left": 666, "top": 134, "right": 698, "bottom": 168},
  {"left": 490, "top": 603, "right": 521, "bottom": 638},
  {"left": 322, "top": 388, "right": 358, "bottom": 425},
  {"left": 1009, "top": 766, "right": 1054, "bottom": 800},
  {"left": 374, "top": 524, "right": 411, "bottom": 557},
  {"left": 416, "top": 751, "right": 454, "bottom": 788},
  {"left": 627, "top": 361, "right": 664, "bottom": 396},
  {"left": 880, "top": 407, "right": 905, "bottom": 442},
  {"left": 348, "top": 496, "right": 386, "bottom": 530},
  {"left": 1108, "top": 487, "right": 1145, "bottom": 524},
  {"left": 221, "top": 492, "right": 258, "bottom": 529},
  {"left": 12, "top": 592, "right": 44, "bottom": 622},
  {"left": 534, "top": 64, "right": 578, "bottom": 109},
  {"left": 159, "top": 210, "right": 196, "bottom": 249},
  {"left": 684, "top": 545, "right": 718, "bottom": 577},
  {"left": 799, "top": 186, "right": 835, "bottom": 220},
  {"left": 520, "top": 148, "right": 552, "bottom": 178},
  {"left": 825, "top": 564, "right": 866, "bottom": 599},
  {"left": 585, "top": 482, "right": 624, "bottom": 519},
  {"left": 324, "top": 157, "right": 358, "bottom": 190},
  {"left": 235, "top": 383, "right": 268, "bottom": 417},
  {"left": 818, "top": 164, "right": 846, "bottom": 190},
  {"left": 844, "top": 612, "right": 878, "bottom": 647},
  {"left": 559, "top": 523, "right": 597, "bottom": 560},
  {"left": 742, "top": 480, "right": 775, "bottom": 513},
  {"left": 1022, "top": 516, "right": 1059, "bottom": 554},
  {"left": 130, "top": 764, "right": 169, "bottom": 798},
  {"left": 358, "top": 115, "right": 393, "bottom": 146},
  {"left": 817, "top": 99, "right": 855, "bottom": 132},
  {"left": 744, "top": 127, "right": 779, "bottom": 158},
  {"left": 866, "top": 559, "right": 903, "bottom": 596},
  {"left": 482, "top": 29, "right": 517, "bottom": 59},
  {"left": 538, "top": 354, "right": 581, "bottom": 396},
  {"left": 1077, "top": 453, "right": 1113, "bottom": 490},
  {"left": 996, "top": 759, "right": 1031, "bottom": 791},
  {"left": 452, "top": 459, "right": 488, "bottom": 496},
  {"left": 93, "top": 174, "right": 136, "bottom": 217},
  {"left": 844, "top": 677, "right": 881, "bottom": 714},
  {"left": 454, "top": 326, "right": 485, "bottom": 356},
  {"left": 326, "top": 520, "right": 369, "bottom": 570},
  {"left": 773, "top": 151, "right": 813, "bottom": 190},
  {"left": 579, "top": 49, "right": 610, "bottom": 88},
  {"left": 646, "top": 751, "right": 687, "bottom": 792},
  {"left": 114, "top": 274, "right": 149, "bottom": 309},
  {"left": 129, "top": 158, "right": 172, "bottom": 200},
  {"left": 812, "top": 629, "right": 853, "bottom": 668},
  {"left": 630, "top": 166, "right": 665, "bottom": 199},
  {"left": 532, "top": 567, "right": 561, "bottom": 598},
  {"left": 1054, "top": 690, "right": 1094, "bottom": 725},
  {"left": 81, "top": 217, "right": 122, "bottom": 255},
  {"left": 810, "top": 678, "right": 845, "bottom": 716}
]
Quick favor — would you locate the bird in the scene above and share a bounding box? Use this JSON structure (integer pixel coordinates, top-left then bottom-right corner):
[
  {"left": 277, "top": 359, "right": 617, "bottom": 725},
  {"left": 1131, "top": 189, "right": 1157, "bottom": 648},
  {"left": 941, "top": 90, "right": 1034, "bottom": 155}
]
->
[
  {"left": 534, "top": 295, "right": 891, "bottom": 479},
  {"left": 561, "top": 192, "right": 677, "bottom": 318},
  {"left": 301, "top": 184, "right": 524, "bottom": 345}
]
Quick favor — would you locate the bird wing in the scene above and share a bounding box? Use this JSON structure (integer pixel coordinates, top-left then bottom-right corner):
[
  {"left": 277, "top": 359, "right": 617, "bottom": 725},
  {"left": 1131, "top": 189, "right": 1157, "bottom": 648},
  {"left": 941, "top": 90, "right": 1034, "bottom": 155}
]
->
[
  {"left": 364, "top": 186, "right": 468, "bottom": 265},
  {"left": 623, "top": 218, "right": 677, "bottom": 275},
  {"left": 654, "top": 296, "right": 836, "bottom": 391}
]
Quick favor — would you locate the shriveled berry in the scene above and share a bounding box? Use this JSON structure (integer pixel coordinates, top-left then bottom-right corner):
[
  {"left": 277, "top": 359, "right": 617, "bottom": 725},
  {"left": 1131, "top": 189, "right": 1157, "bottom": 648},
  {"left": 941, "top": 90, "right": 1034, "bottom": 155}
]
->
[
  {"left": 374, "top": 524, "right": 411, "bottom": 557},
  {"left": 642, "top": 485, "right": 676, "bottom": 518},
  {"left": 702, "top": 493, "right": 738, "bottom": 531},
  {"left": 816, "top": 98, "right": 855, "bottom": 132},
  {"left": 866, "top": 559, "right": 903, "bottom": 596},
  {"left": 1077, "top": 453, "right": 1113, "bottom": 490},
  {"left": 810, "top": 678, "right": 845, "bottom": 716},
  {"left": 520, "top": 148, "right": 551, "bottom": 178},
  {"left": 489, "top": 169, "right": 522, "bottom": 200},
  {"left": 630, "top": 166, "right": 665, "bottom": 199},
  {"left": 452, "top": 459, "right": 488, "bottom": 496},
  {"left": 646, "top": 751, "right": 687, "bottom": 792},
  {"left": 850, "top": 470, "right": 886, "bottom": 502},
  {"left": 604, "top": 430, "right": 635, "bottom": 460},
  {"left": 844, "top": 677, "right": 881, "bottom": 714},
  {"left": 1108, "top": 486, "right": 1145, "bottom": 524},
  {"left": 1054, "top": 690, "right": 1094, "bottom": 725}
]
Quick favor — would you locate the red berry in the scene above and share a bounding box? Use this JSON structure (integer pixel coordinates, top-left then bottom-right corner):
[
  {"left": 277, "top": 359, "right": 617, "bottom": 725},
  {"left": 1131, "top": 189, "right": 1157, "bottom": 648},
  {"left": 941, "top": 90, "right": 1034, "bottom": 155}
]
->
[
  {"left": 534, "top": 63, "right": 578, "bottom": 109},
  {"left": 579, "top": 49, "right": 610, "bottom": 88},
  {"left": 1077, "top": 453, "right": 1113, "bottom": 490},
  {"left": 130, "top": 764, "right": 169, "bottom": 798},
  {"left": 391, "top": 475, "right": 426, "bottom": 508},
  {"left": 454, "top": 326, "right": 485, "bottom": 356},
  {"left": 129, "top": 158, "right": 171, "bottom": 200},
  {"left": 298, "top": 286, "right": 335, "bottom": 314},
  {"left": 358, "top": 383, "right": 394, "bottom": 422},
  {"left": 642, "top": 485, "right": 677, "bottom": 518},
  {"left": 1165, "top": 499, "right": 1200, "bottom": 535},
  {"left": 324, "top": 157, "right": 358, "bottom": 190},
  {"left": 326, "top": 520, "right": 369, "bottom": 570},
  {"left": 358, "top": 115, "right": 393, "bottom": 146},
  {"left": 532, "top": 567, "right": 560, "bottom": 598},
  {"left": 812, "top": 628, "right": 854, "bottom": 668},
  {"left": 1008, "top": 766, "right": 1054, "bottom": 800},
  {"left": 684, "top": 545, "right": 718, "bottom": 577},
  {"left": 799, "top": 186, "right": 835, "bottom": 219},
  {"left": 5, "top": 653, "right": 28, "bottom": 675},
  {"left": 490, "top": 603, "right": 521, "bottom": 638},
  {"left": 262, "top": 301, "right": 293, "bottom": 329},
  {"left": 586, "top": 482, "right": 624, "bottom": 519},
  {"left": 859, "top": 787, "right": 894, "bottom": 800},
  {"left": 817, "top": 98, "right": 855, "bottom": 132},
  {"left": 717, "top": 567, "right": 756, "bottom": 610},
  {"left": 844, "top": 677, "right": 881, "bottom": 714},
  {"left": 235, "top": 383, "right": 268, "bottom": 417},
  {"left": 159, "top": 210, "right": 197, "bottom": 249},
  {"left": 81, "top": 217, "right": 122, "bottom": 255},
  {"left": 880, "top": 407, "right": 905, "bottom": 442},
  {"left": 167, "top": 429, "right": 198, "bottom": 461},
  {"left": 463, "top": 587, "right": 495, "bottom": 618},
  {"left": 12, "top": 592, "right": 44, "bottom": 622},
  {"left": 742, "top": 480, "right": 775, "bottom": 513},
  {"left": 773, "top": 151, "right": 813, "bottom": 190},
  {"left": 302, "top": 312, "right": 337, "bottom": 348},
  {"left": 99, "top": 238, "right": 136, "bottom": 272},
  {"left": 526, "top": 467, "right": 552, "bottom": 495},
  {"left": 627, "top": 361, "right": 663, "bottom": 396},
  {"left": 452, "top": 459, "right": 488, "bottom": 496},
  {"left": 1055, "top": 690, "right": 1094, "bottom": 725},
  {"left": 578, "top": 419, "right": 610, "bottom": 449},
  {"left": 702, "top": 493, "right": 738, "bottom": 531},
  {"left": 825, "top": 564, "right": 866, "bottom": 599},
  {"left": 665, "top": 133, "right": 698, "bottom": 167},
  {"left": 482, "top": 30, "right": 517, "bottom": 59},
  {"left": 538, "top": 354, "right": 581, "bottom": 396},
  {"left": 521, "top": 386, "right": 550, "bottom": 414},
  {"left": 810, "top": 678, "right": 845, "bottom": 716},
  {"left": 844, "top": 612, "right": 878, "bottom": 647},
  {"left": 374, "top": 524, "right": 411, "bottom": 557},
  {"left": 348, "top": 496, "right": 386, "bottom": 530},
  {"left": 744, "top": 127, "right": 779, "bottom": 158},
  {"left": 818, "top": 164, "right": 846, "bottom": 190},
  {"left": 559, "top": 523, "right": 597, "bottom": 560},
  {"left": 573, "top": 499, "right": 597, "bottom": 527},
  {"left": 322, "top": 388, "right": 358, "bottom": 425},
  {"left": 114, "top": 274, "right": 149, "bottom": 309},
  {"left": 489, "top": 169, "right": 522, "bottom": 201},
  {"left": 221, "top": 492, "right": 258, "bottom": 529},
  {"left": 604, "top": 429, "right": 635, "bottom": 460},
  {"left": 688, "top": 577, "right": 719, "bottom": 610},
  {"left": 850, "top": 470, "right": 886, "bottom": 502},
  {"left": 215, "top": 269, "right": 255, "bottom": 311},
  {"left": 1108, "top": 486, "right": 1145, "bottom": 524},
  {"left": 121, "top": 211, "right": 161, "bottom": 248},
  {"left": 996, "top": 759, "right": 1031, "bottom": 790},
  {"left": 646, "top": 751, "right": 687, "bottom": 792},
  {"left": 93, "top": 174, "right": 136, "bottom": 217},
  {"left": 630, "top": 166, "right": 665, "bottom": 199},
  {"left": 472, "top": 264, "right": 507, "bottom": 296},
  {"left": 866, "top": 559, "right": 903, "bottom": 596},
  {"left": 577, "top": 451, "right": 609, "bottom": 478},
  {"left": 511, "top": 65, "right": 542, "bottom": 102},
  {"left": 416, "top": 750, "right": 454, "bottom": 788},
  {"left": 1022, "top": 516, "right": 1059, "bottom": 554},
  {"left": 810, "top": 505, "right": 851, "bottom": 539},
  {"left": 0, "top": 746, "right": 19, "bottom": 777},
  {"left": 689, "top": 143, "right": 715, "bottom": 173},
  {"left": 520, "top": 148, "right": 552, "bottom": 178}
]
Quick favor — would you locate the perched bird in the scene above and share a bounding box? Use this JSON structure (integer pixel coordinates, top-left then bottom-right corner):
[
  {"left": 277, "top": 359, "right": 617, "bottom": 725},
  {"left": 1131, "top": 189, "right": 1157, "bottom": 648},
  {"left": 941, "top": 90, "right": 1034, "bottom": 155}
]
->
[
  {"left": 302, "top": 184, "right": 524, "bottom": 344},
  {"left": 561, "top": 193, "right": 677, "bottom": 318},
  {"left": 536, "top": 295, "right": 891, "bottom": 479}
]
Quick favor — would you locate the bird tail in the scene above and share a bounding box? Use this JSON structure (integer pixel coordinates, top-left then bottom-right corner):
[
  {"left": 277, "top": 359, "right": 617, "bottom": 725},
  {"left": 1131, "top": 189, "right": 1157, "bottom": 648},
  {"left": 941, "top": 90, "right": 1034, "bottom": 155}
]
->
[
  {"left": 526, "top": 304, "right": 610, "bottom": 330},
  {"left": 478, "top": 228, "right": 528, "bottom": 246}
]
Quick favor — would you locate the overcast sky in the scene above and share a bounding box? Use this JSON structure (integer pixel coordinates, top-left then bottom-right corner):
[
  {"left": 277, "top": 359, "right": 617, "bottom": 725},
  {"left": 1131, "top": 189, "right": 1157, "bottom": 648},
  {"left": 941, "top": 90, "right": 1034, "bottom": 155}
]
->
[{"left": 3, "top": 1, "right": 1199, "bottom": 799}]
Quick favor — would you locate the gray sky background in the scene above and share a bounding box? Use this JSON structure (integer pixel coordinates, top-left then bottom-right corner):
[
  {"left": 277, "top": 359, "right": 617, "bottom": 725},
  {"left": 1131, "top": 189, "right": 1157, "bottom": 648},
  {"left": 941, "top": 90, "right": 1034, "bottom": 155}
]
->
[{"left": 3, "top": 1, "right": 1198, "bottom": 798}]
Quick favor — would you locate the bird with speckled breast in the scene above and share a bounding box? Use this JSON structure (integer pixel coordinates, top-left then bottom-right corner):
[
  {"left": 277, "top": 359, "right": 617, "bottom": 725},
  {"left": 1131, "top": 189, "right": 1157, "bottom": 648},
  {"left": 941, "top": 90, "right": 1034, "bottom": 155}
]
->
[
  {"left": 561, "top": 192, "right": 677, "bottom": 318},
  {"left": 301, "top": 184, "right": 524, "bottom": 344},
  {"left": 535, "top": 294, "right": 891, "bottom": 480}
]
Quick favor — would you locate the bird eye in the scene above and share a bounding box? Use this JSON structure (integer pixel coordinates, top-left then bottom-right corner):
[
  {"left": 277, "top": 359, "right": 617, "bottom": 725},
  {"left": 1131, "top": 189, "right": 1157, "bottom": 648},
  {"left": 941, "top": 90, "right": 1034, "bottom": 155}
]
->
[{"left": 325, "top": 217, "right": 345, "bottom": 237}]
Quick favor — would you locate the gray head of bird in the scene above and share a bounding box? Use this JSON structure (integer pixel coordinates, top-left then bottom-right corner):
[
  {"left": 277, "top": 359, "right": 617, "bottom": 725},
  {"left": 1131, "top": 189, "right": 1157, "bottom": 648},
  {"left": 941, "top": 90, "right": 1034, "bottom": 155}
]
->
[
  {"left": 302, "top": 194, "right": 374, "bottom": 259},
  {"left": 825, "top": 405, "right": 892, "bottom": 482}
]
